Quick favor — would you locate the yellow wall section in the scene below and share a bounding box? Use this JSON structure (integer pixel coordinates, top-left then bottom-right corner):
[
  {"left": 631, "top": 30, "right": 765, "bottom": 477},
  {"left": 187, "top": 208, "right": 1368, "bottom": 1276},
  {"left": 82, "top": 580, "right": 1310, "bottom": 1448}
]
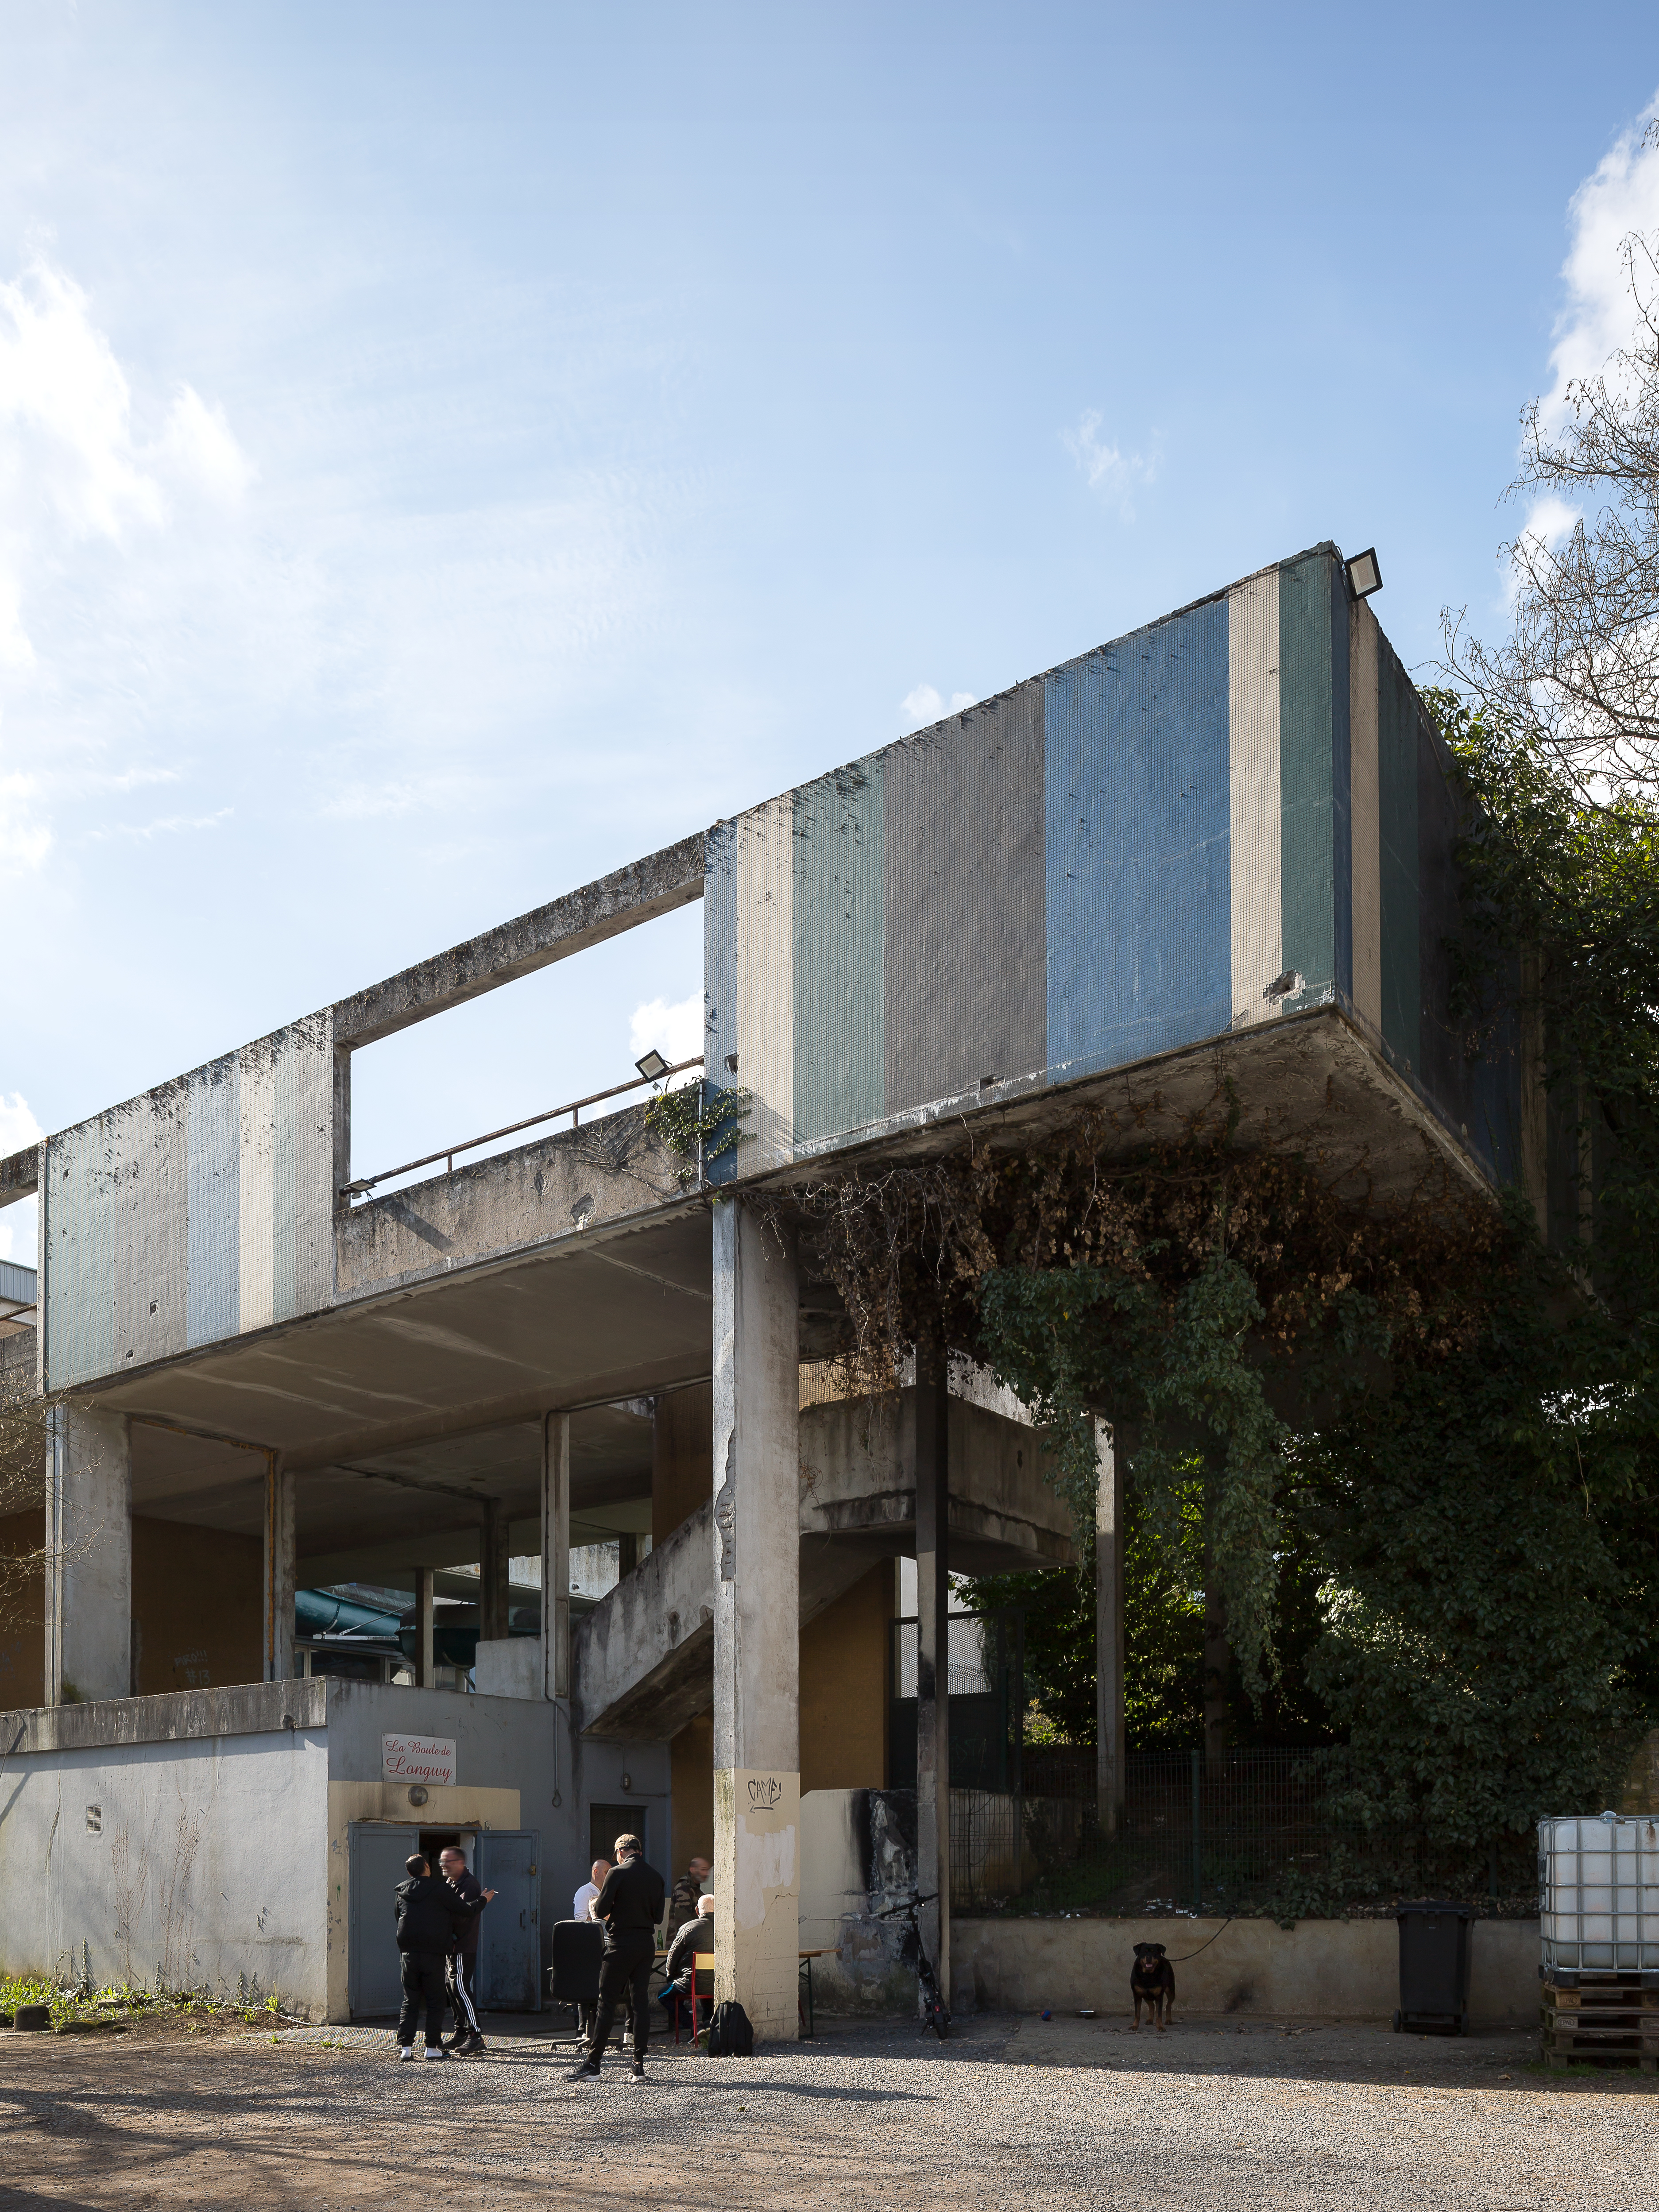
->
[
  {"left": 671, "top": 1562, "right": 894, "bottom": 1863},
  {"left": 653, "top": 1381, "right": 712, "bottom": 1543},
  {"left": 800, "top": 1563, "right": 891, "bottom": 1795},
  {"left": 0, "top": 1508, "right": 44, "bottom": 1709},
  {"left": 132, "top": 1517, "right": 263, "bottom": 1693},
  {"left": 671, "top": 1710, "right": 715, "bottom": 1869}
]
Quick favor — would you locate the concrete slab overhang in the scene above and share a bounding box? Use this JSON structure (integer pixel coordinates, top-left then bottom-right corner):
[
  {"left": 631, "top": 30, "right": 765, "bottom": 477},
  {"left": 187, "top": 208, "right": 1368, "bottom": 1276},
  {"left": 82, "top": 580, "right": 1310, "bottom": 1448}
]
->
[{"left": 91, "top": 1187, "right": 712, "bottom": 1569}]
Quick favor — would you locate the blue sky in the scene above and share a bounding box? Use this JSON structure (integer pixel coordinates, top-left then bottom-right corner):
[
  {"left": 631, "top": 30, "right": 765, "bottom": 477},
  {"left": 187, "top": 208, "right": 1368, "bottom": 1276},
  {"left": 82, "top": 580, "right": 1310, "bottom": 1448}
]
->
[{"left": 3, "top": 3, "right": 1659, "bottom": 1255}]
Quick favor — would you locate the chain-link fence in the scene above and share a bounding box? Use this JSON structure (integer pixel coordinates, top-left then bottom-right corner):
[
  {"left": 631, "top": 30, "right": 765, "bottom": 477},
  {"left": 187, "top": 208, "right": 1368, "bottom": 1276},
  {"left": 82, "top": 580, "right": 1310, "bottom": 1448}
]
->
[{"left": 950, "top": 1748, "right": 1538, "bottom": 1918}]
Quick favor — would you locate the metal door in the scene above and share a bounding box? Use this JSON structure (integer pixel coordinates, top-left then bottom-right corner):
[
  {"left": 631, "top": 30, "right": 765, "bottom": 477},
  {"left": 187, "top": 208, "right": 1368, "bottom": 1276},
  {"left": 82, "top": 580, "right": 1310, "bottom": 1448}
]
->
[
  {"left": 475, "top": 1829, "right": 541, "bottom": 2013},
  {"left": 349, "top": 1823, "right": 420, "bottom": 2018}
]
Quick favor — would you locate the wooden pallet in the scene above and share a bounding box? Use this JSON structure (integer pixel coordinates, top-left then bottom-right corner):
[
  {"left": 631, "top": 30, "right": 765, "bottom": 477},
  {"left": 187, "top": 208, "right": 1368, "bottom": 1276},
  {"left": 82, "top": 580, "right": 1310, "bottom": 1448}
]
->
[{"left": 1541, "top": 1979, "right": 1659, "bottom": 2071}]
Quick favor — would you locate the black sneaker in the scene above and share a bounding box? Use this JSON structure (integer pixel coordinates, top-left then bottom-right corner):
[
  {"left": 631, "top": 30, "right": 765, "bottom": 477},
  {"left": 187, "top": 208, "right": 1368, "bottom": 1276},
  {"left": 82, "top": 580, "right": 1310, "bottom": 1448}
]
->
[
  {"left": 458, "top": 2032, "right": 487, "bottom": 2056},
  {"left": 630, "top": 2059, "right": 645, "bottom": 2081},
  {"left": 567, "top": 2058, "right": 601, "bottom": 2082}
]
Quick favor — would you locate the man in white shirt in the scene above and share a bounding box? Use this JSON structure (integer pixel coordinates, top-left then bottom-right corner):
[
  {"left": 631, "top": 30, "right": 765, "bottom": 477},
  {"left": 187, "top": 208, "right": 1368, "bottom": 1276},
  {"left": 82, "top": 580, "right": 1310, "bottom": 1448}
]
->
[{"left": 573, "top": 1857, "right": 611, "bottom": 1921}]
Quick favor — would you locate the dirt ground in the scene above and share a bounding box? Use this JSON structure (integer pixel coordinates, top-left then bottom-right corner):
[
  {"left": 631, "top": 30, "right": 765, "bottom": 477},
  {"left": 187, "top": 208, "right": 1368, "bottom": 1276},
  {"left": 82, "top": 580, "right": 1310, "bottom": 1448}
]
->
[{"left": 0, "top": 2009, "right": 1654, "bottom": 2211}]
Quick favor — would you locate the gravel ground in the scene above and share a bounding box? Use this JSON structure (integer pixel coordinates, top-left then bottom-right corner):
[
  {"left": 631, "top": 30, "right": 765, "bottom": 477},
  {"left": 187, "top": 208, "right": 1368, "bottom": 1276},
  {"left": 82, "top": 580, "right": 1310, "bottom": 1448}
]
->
[{"left": 0, "top": 2011, "right": 1653, "bottom": 2210}]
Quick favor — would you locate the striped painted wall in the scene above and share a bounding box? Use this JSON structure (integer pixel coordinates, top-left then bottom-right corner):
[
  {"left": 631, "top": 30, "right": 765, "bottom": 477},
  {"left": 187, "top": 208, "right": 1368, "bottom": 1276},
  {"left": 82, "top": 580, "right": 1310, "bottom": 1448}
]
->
[
  {"left": 707, "top": 542, "right": 1518, "bottom": 1185},
  {"left": 42, "top": 1015, "right": 336, "bottom": 1391}
]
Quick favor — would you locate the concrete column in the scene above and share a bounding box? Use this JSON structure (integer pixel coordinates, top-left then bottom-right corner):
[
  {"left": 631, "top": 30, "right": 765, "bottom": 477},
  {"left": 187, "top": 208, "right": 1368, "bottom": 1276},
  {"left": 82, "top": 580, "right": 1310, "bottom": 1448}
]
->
[
  {"left": 542, "top": 1412, "right": 570, "bottom": 1700},
  {"left": 711, "top": 1199, "right": 800, "bottom": 2041},
  {"left": 415, "top": 1567, "right": 436, "bottom": 1688},
  {"left": 616, "top": 1532, "right": 638, "bottom": 1578},
  {"left": 652, "top": 1381, "right": 713, "bottom": 1542},
  {"left": 44, "top": 1404, "right": 131, "bottom": 1705},
  {"left": 263, "top": 1456, "right": 296, "bottom": 1682},
  {"left": 480, "top": 1498, "right": 509, "bottom": 1643},
  {"left": 913, "top": 1341, "right": 951, "bottom": 2012},
  {"left": 1094, "top": 1420, "right": 1126, "bottom": 1835}
]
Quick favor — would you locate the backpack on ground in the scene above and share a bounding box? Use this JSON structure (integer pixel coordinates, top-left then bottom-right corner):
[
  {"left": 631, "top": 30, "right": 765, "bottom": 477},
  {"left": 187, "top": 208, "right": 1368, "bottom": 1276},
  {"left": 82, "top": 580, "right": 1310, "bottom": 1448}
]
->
[{"left": 704, "top": 1999, "right": 754, "bottom": 2056}]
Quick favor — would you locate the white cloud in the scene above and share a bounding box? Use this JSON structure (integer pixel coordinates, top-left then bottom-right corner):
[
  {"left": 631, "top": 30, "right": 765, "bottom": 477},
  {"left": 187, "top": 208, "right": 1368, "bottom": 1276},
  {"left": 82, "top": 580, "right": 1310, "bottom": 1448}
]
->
[
  {"left": 1545, "top": 97, "right": 1659, "bottom": 421},
  {"left": 1062, "top": 409, "right": 1160, "bottom": 517},
  {"left": 901, "top": 683, "right": 978, "bottom": 731},
  {"left": 0, "top": 252, "right": 255, "bottom": 878},
  {"left": 629, "top": 991, "right": 704, "bottom": 1071},
  {"left": 0, "top": 1091, "right": 43, "bottom": 1268}
]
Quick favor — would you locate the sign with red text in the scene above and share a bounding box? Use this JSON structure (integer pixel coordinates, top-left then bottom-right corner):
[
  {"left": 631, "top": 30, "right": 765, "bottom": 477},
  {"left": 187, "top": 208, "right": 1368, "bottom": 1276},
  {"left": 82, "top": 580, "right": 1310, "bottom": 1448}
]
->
[{"left": 382, "top": 1732, "right": 456, "bottom": 1787}]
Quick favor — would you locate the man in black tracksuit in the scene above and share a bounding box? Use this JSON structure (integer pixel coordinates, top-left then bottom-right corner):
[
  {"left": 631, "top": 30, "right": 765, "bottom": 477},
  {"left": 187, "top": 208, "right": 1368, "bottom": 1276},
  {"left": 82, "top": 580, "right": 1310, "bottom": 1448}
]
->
[
  {"left": 394, "top": 1854, "right": 495, "bottom": 2059},
  {"left": 568, "top": 1832, "right": 665, "bottom": 2082},
  {"left": 438, "top": 1845, "right": 488, "bottom": 2054}
]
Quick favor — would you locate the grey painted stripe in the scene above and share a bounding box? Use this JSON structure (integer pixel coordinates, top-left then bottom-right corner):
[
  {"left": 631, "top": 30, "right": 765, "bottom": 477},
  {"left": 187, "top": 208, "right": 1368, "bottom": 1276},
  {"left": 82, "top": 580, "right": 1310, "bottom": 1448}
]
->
[
  {"left": 186, "top": 1057, "right": 240, "bottom": 1349},
  {"left": 792, "top": 757, "right": 885, "bottom": 1146},
  {"left": 273, "top": 1029, "right": 298, "bottom": 1323},
  {"left": 883, "top": 684, "right": 1046, "bottom": 1116}
]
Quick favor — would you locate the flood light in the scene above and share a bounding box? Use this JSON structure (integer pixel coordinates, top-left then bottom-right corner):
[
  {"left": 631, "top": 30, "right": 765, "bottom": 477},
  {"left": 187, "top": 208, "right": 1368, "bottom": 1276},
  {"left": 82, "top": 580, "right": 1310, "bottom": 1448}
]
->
[
  {"left": 1347, "top": 547, "right": 1382, "bottom": 599},
  {"left": 634, "top": 1048, "right": 669, "bottom": 1083}
]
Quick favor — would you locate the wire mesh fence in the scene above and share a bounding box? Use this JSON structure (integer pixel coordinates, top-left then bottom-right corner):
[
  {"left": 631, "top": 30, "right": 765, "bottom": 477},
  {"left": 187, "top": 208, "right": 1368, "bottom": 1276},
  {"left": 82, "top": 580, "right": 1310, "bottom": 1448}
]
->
[{"left": 951, "top": 1748, "right": 1537, "bottom": 1918}]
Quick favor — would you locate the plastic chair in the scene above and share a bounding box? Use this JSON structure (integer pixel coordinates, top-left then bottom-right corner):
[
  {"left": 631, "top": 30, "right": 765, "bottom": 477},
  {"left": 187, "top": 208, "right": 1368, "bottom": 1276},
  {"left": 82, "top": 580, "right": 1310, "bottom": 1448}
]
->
[{"left": 672, "top": 1956, "right": 716, "bottom": 2045}]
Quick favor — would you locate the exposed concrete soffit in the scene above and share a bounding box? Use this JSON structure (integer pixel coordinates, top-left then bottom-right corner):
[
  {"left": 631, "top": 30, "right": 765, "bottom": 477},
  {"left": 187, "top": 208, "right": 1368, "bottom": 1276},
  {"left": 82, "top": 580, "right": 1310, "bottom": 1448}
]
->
[
  {"left": 332, "top": 829, "right": 708, "bottom": 1048},
  {"left": 70, "top": 1188, "right": 709, "bottom": 1424},
  {"left": 737, "top": 1003, "right": 1495, "bottom": 1204}
]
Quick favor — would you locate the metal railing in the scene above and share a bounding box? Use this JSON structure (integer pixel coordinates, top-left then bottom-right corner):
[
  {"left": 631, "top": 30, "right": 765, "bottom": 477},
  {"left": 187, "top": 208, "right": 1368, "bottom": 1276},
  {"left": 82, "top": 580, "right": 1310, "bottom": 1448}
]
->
[
  {"left": 950, "top": 1747, "right": 1536, "bottom": 1918},
  {"left": 340, "top": 1056, "right": 704, "bottom": 1199}
]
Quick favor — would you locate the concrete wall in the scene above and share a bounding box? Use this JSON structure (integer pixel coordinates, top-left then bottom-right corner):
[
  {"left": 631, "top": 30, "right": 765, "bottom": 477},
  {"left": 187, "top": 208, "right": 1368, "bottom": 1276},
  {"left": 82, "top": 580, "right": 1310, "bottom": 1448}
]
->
[
  {"left": 335, "top": 1103, "right": 685, "bottom": 1301},
  {"left": 801, "top": 1565, "right": 890, "bottom": 1794},
  {"left": 132, "top": 1518, "right": 262, "bottom": 1694},
  {"left": 0, "top": 1708, "right": 330, "bottom": 2013},
  {"left": 798, "top": 1785, "right": 919, "bottom": 2014},
  {"left": 704, "top": 543, "right": 1520, "bottom": 1189},
  {"left": 951, "top": 1915, "right": 1543, "bottom": 2028}
]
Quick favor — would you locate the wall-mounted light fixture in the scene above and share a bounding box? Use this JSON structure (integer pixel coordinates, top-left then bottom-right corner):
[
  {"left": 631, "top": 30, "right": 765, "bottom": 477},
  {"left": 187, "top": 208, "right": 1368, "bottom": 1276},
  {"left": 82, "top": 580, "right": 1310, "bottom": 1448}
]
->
[
  {"left": 1346, "top": 547, "right": 1382, "bottom": 599},
  {"left": 634, "top": 1048, "right": 669, "bottom": 1083}
]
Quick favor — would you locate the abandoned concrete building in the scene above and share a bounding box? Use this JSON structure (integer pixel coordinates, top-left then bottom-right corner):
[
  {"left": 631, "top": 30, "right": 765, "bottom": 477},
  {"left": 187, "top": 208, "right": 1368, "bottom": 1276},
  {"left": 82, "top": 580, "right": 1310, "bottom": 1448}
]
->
[{"left": 0, "top": 542, "right": 1534, "bottom": 2029}]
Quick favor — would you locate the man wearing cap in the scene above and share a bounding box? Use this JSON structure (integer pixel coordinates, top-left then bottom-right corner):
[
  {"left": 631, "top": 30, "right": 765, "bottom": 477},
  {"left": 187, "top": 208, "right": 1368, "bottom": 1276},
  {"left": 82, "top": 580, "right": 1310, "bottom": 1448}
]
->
[{"left": 568, "top": 1832, "right": 665, "bottom": 2083}]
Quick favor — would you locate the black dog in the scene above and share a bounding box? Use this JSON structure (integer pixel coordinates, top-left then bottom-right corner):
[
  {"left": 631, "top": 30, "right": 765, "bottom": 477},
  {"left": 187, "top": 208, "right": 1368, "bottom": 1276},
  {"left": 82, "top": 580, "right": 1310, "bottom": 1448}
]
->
[{"left": 1130, "top": 1942, "right": 1175, "bottom": 2031}]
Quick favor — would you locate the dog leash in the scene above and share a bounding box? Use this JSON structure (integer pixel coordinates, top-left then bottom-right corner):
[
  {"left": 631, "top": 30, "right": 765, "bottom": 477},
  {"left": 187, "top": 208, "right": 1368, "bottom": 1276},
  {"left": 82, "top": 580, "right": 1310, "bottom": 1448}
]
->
[{"left": 1162, "top": 1916, "right": 1234, "bottom": 1962}]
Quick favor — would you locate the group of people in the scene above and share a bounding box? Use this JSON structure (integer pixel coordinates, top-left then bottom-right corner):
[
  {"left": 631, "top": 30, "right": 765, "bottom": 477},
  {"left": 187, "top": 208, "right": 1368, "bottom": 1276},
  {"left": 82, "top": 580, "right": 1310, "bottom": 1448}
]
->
[
  {"left": 390, "top": 1832, "right": 718, "bottom": 2075},
  {"left": 566, "top": 1842, "right": 714, "bottom": 2082},
  {"left": 392, "top": 1845, "right": 498, "bottom": 2059}
]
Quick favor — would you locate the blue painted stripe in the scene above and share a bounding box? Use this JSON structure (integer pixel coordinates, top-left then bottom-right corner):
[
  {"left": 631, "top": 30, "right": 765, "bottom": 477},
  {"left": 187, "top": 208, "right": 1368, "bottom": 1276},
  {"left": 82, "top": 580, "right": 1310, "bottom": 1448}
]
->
[
  {"left": 1045, "top": 599, "right": 1231, "bottom": 1075},
  {"left": 185, "top": 1057, "right": 240, "bottom": 1348}
]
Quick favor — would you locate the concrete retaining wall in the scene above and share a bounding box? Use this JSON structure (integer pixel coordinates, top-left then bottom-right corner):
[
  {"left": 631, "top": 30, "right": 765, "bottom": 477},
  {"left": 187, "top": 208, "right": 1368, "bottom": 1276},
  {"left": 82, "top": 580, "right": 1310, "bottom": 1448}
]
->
[{"left": 951, "top": 1915, "right": 1542, "bottom": 2026}]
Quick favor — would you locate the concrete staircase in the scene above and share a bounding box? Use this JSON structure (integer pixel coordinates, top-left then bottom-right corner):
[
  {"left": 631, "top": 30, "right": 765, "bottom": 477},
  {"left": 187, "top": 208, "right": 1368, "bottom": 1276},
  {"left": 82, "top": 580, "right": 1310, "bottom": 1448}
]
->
[{"left": 570, "top": 1381, "right": 1073, "bottom": 1742}]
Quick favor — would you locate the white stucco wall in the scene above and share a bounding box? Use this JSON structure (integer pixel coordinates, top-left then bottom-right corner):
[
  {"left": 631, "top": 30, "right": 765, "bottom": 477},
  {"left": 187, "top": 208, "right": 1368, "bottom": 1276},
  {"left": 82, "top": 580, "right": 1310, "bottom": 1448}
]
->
[{"left": 0, "top": 1724, "right": 329, "bottom": 2015}]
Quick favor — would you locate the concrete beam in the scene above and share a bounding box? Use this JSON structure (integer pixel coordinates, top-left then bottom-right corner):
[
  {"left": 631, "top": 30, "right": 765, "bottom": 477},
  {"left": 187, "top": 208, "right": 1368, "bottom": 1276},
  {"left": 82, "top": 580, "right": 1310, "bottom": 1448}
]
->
[
  {"left": 712, "top": 1201, "right": 801, "bottom": 2041},
  {"left": 0, "top": 1677, "right": 327, "bottom": 1751},
  {"left": 45, "top": 1406, "right": 131, "bottom": 1705},
  {"left": 331, "top": 832, "right": 707, "bottom": 1048},
  {"left": 0, "top": 1141, "right": 39, "bottom": 1204}
]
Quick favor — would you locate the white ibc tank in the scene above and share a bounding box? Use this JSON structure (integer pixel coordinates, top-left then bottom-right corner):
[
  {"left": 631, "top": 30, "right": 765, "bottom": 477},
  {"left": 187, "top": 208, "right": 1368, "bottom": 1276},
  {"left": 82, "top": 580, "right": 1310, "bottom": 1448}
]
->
[{"left": 1539, "top": 1811, "right": 1659, "bottom": 1976}]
